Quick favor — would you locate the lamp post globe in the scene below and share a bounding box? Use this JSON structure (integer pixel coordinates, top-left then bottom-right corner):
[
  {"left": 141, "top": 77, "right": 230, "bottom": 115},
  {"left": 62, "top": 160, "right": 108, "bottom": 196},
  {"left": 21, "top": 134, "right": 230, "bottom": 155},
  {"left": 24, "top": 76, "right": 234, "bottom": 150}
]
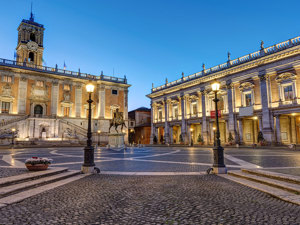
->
[
  {"left": 82, "top": 83, "right": 96, "bottom": 173},
  {"left": 211, "top": 80, "right": 227, "bottom": 174}
]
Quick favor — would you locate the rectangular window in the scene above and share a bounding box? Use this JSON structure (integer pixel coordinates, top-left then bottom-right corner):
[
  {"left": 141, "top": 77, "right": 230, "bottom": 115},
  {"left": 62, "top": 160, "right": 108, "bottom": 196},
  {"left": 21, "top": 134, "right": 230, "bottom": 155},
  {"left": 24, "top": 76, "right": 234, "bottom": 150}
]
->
[
  {"left": 158, "top": 109, "right": 162, "bottom": 120},
  {"left": 36, "top": 81, "right": 44, "bottom": 87},
  {"left": 64, "top": 107, "right": 70, "bottom": 117},
  {"left": 3, "top": 76, "right": 12, "bottom": 83},
  {"left": 192, "top": 102, "right": 197, "bottom": 115},
  {"left": 64, "top": 84, "right": 71, "bottom": 91},
  {"left": 245, "top": 93, "right": 252, "bottom": 106},
  {"left": 284, "top": 85, "right": 293, "bottom": 101},
  {"left": 174, "top": 107, "right": 178, "bottom": 118},
  {"left": 1, "top": 102, "right": 10, "bottom": 113},
  {"left": 112, "top": 90, "right": 118, "bottom": 95},
  {"left": 218, "top": 96, "right": 224, "bottom": 110},
  {"left": 130, "top": 122, "right": 134, "bottom": 126}
]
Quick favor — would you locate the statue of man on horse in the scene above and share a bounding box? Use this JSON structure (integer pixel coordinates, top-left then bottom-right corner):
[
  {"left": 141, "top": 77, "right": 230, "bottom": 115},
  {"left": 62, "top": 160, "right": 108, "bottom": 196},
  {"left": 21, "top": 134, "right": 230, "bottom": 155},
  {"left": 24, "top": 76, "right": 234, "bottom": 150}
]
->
[{"left": 109, "top": 108, "right": 127, "bottom": 133}]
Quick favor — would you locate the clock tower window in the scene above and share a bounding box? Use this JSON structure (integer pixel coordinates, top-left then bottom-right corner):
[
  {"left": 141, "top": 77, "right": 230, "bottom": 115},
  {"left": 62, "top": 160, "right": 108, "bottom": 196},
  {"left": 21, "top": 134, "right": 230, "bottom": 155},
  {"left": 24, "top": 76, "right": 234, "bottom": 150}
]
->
[
  {"left": 29, "top": 52, "right": 34, "bottom": 62},
  {"left": 30, "top": 33, "right": 36, "bottom": 42}
]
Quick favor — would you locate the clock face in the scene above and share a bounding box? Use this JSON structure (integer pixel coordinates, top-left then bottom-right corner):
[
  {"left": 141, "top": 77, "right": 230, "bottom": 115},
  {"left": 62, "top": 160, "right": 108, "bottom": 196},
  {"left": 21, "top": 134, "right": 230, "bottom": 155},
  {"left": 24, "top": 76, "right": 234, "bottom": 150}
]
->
[{"left": 27, "top": 41, "right": 38, "bottom": 51}]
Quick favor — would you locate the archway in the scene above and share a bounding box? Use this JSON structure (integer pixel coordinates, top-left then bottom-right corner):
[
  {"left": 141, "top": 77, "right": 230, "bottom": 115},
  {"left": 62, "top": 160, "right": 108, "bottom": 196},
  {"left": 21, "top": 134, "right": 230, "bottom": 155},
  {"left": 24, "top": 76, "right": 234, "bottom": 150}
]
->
[{"left": 34, "top": 105, "right": 43, "bottom": 117}]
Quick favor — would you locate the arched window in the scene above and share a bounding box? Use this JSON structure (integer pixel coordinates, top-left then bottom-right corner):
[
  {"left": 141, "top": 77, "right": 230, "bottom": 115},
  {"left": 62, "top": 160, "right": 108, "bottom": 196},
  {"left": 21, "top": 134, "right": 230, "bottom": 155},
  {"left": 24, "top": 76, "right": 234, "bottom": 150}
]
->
[
  {"left": 34, "top": 105, "right": 43, "bottom": 117},
  {"left": 29, "top": 52, "right": 34, "bottom": 62},
  {"left": 30, "top": 33, "right": 36, "bottom": 42}
]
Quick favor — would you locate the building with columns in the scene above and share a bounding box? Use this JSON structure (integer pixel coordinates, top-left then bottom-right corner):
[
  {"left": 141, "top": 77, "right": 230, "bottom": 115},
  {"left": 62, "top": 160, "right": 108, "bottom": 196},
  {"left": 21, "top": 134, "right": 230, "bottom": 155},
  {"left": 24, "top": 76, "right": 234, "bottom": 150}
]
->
[
  {"left": 0, "top": 14, "right": 130, "bottom": 144},
  {"left": 147, "top": 36, "right": 300, "bottom": 146}
]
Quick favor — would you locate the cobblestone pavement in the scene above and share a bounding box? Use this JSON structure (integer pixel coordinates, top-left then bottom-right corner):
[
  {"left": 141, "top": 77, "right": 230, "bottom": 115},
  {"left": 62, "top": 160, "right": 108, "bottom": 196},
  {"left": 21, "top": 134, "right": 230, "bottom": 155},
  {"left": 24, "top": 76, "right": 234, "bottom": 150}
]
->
[
  {"left": 0, "top": 167, "right": 28, "bottom": 178},
  {"left": 0, "top": 174, "right": 299, "bottom": 225}
]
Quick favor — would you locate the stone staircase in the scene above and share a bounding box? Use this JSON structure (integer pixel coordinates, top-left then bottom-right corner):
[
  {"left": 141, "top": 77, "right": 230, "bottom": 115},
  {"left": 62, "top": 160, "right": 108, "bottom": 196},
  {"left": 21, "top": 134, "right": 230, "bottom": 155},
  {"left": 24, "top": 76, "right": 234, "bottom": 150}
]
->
[
  {"left": 60, "top": 119, "right": 87, "bottom": 142},
  {"left": 0, "top": 115, "right": 29, "bottom": 129},
  {"left": 0, "top": 167, "right": 86, "bottom": 208},
  {"left": 221, "top": 169, "right": 300, "bottom": 206}
]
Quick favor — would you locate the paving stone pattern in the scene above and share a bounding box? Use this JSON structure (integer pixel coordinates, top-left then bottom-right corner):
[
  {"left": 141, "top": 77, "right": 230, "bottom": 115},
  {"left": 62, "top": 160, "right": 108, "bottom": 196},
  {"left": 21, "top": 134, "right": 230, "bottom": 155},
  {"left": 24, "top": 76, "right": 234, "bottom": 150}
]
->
[
  {"left": 0, "top": 167, "right": 28, "bottom": 178},
  {"left": 1, "top": 175, "right": 300, "bottom": 225}
]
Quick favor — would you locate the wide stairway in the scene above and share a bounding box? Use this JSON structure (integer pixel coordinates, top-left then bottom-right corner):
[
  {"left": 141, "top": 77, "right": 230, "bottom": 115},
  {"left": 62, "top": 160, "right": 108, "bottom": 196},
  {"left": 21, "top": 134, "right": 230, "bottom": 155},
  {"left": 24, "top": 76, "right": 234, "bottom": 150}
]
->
[
  {"left": 223, "top": 169, "right": 300, "bottom": 206},
  {"left": 0, "top": 168, "right": 85, "bottom": 208}
]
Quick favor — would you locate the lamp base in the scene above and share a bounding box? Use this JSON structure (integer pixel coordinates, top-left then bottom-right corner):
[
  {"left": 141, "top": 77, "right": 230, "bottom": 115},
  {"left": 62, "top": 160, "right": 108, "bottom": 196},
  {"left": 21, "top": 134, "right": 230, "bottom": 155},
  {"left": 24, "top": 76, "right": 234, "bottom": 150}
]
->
[
  {"left": 212, "top": 166, "right": 227, "bottom": 174},
  {"left": 81, "top": 165, "right": 95, "bottom": 174}
]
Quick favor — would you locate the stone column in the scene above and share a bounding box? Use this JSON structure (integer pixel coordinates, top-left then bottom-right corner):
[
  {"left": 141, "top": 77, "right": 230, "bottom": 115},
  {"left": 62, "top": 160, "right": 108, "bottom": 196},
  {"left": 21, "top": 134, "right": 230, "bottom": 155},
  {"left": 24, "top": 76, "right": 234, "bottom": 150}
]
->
[
  {"left": 226, "top": 81, "right": 237, "bottom": 141},
  {"left": 164, "top": 98, "right": 170, "bottom": 144},
  {"left": 201, "top": 89, "right": 208, "bottom": 144},
  {"left": 150, "top": 101, "right": 155, "bottom": 144},
  {"left": 180, "top": 94, "right": 187, "bottom": 144},
  {"left": 170, "top": 126, "right": 173, "bottom": 144},
  {"left": 238, "top": 119, "right": 243, "bottom": 144},
  {"left": 259, "top": 72, "right": 275, "bottom": 144},
  {"left": 17, "top": 77, "right": 28, "bottom": 114},
  {"left": 259, "top": 116, "right": 263, "bottom": 131},
  {"left": 291, "top": 116, "right": 297, "bottom": 144},
  {"left": 51, "top": 81, "right": 59, "bottom": 116},
  {"left": 275, "top": 115, "right": 281, "bottom": 144},
  {"left": 98, "top": 85, "right": 105, "bottom": 119}
]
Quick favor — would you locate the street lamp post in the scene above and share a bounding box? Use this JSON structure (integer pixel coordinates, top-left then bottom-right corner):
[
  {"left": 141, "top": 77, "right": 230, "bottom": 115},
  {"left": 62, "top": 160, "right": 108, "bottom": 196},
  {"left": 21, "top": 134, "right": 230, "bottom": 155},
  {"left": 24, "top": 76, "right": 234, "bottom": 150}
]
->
[
  {"left": 11, "top": 128, "right": 16, "bottom": 146},
  {"left": 213, "top": 127, "right": 216, "bottom": 146},
  {"left": 211, "top": 81, "right": 227, "bottom": 174},
  {"left": 97, "top": 130, "right": 101, "bottom": 146},
  {"left": 82, "top": 83, "right": 96, "bottom": 173}
]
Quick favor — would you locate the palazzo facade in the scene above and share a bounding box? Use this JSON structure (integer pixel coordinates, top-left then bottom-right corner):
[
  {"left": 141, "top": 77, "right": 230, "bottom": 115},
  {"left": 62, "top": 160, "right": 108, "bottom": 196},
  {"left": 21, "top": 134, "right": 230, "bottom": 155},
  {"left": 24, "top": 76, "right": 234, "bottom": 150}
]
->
[
  {"left": 147, "top": 36, "right": 300, "bottom": 146},
  {"left": 0, "top": 15, "right": 130, "bottom": 144}
]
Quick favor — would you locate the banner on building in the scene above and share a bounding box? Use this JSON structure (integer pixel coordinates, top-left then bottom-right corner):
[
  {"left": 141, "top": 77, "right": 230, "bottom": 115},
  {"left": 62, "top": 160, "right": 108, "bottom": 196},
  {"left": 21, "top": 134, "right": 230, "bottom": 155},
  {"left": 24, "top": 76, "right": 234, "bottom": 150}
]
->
[{"left": 210, "top": 110, "right": 221, "bottom": 118}]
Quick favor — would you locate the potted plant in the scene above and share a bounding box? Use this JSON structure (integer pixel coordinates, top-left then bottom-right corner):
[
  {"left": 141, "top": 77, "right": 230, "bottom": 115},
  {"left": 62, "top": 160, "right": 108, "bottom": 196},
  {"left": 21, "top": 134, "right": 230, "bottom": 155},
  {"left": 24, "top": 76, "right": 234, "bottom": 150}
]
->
[
  {"left": 25, "top": 157, "right": 52, "bottom": 171},
  {"left": 257, "top": 131, "right": 267, "bottom": 146},
  {"left": 197, "top": 134, "right": 204, "bottom": 145},
  {"left": 179, "top": 134, "right": 184, "bottom": 144},
  {"left": 228, "top": 132, "right": 234, "bottom": 145}
]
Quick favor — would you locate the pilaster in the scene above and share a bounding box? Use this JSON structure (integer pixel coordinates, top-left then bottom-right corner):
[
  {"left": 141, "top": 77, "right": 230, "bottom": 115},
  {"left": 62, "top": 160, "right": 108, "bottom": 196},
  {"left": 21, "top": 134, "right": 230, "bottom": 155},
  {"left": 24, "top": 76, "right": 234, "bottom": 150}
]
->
[
  {"left": 17, "top": 76, "right": 28, "bottom": 114},
  {"left": 75, "top": 84, "right": 82, "bottom": 117},
  {"left": 51, "top": 81, "right": 59, "bottom": 116},
  {"left": 226, "top": 80, "right": 237, "bottom": 142},
  {"left": 259, "top": 71, "right": 275, "bottom": 144},
  {"left": 201, "top": 88, "right": 208, "bottom": 144}
]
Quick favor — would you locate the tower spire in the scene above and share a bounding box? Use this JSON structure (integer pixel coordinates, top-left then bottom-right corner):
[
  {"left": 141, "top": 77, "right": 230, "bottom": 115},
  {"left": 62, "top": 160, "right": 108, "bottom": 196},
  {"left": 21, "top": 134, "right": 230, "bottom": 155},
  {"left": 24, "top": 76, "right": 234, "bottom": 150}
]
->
[{"left": 30, "top": 2, "right": 34, "bottom": 22}]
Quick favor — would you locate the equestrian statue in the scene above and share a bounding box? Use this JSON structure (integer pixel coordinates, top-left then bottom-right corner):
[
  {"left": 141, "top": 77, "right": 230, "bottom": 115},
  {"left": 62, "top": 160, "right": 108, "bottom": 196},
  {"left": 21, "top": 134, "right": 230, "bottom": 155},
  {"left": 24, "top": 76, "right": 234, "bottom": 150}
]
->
[{"left": 109, "top": 108, "right": 127, "bottom": 133}]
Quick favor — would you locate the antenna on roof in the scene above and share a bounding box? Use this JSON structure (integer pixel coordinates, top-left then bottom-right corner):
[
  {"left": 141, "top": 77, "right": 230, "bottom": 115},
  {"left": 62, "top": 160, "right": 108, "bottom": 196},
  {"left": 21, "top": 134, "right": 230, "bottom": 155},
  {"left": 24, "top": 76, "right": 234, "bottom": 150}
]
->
[{"left": 30, "top": 2, "right": 34, "bottom": 21}]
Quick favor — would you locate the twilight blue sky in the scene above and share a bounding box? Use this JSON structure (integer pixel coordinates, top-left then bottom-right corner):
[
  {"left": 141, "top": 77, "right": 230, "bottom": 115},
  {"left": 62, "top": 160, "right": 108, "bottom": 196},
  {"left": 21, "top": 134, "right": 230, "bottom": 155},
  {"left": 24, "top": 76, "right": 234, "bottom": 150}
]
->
[{"left": 1, "top": 0, "right": 300, "bottom": 110}]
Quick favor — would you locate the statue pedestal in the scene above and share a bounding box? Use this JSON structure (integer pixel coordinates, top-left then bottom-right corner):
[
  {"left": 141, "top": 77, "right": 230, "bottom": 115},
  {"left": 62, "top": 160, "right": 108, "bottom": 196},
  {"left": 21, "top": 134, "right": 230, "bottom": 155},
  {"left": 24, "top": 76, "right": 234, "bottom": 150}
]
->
[{"left": 108, "top": 133, "right": 125, "bottom": 151}]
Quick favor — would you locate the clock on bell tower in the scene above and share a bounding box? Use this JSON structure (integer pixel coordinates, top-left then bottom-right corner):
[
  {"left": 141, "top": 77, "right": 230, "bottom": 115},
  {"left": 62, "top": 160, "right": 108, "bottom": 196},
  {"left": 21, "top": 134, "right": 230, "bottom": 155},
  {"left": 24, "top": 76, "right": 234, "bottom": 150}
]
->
[{"left": 16, "top": 11, "right": 45, "bottom": 66}]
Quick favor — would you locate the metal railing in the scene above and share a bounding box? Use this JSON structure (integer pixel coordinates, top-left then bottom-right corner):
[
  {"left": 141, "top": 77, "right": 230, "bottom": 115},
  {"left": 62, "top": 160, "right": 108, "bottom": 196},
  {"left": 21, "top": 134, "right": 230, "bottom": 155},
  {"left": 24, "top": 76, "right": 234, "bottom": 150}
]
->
[
  {"left": 0, "top": 58, "right": 127, "bottom": 84},
  {"left": 152, "top": 36, "right": 300, "bottom": 93},
  {"left": 0, "top": 115, "right": 29, "bottom": 127}
]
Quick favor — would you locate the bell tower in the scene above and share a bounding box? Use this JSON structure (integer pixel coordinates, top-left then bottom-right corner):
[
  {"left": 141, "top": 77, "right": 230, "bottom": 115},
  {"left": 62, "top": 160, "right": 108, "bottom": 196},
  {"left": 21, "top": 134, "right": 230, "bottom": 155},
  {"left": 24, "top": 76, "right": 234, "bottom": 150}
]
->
[{"left": 16, "top": 10, "right": 45, "bottom": 66}]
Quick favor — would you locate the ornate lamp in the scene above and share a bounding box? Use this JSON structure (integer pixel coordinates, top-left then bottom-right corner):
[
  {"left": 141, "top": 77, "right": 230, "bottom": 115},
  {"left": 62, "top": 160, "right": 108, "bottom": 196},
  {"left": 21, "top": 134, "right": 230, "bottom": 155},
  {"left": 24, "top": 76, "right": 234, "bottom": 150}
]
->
[
  {"left": 82, "top": 83, "right": 95, "bottom": 173},
  {"left": 211, "top": 80, "right": 227, "bottom": 174}
]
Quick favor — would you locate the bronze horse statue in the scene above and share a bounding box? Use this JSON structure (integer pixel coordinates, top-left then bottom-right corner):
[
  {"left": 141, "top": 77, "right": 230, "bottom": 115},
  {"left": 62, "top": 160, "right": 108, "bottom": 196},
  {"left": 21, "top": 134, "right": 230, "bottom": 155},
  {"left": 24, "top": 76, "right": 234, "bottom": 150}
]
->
[{"left": 109, "top": 109, "right": 127, "bottom": 133}]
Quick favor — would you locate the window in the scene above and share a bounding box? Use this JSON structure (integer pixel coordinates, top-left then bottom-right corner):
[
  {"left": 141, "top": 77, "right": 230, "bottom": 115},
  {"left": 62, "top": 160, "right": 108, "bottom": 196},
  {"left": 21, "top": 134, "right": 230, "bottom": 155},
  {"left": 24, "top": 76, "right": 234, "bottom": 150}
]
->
[
  {"left": 64, "top": 84, "right": 71, "bottom": 91},
  {"left": 192, "top": 102, "right": 197, "bottom": 115},
  {"left": 1, "top": 102, "right": 10, "bottom": 113},
  {"left": 245, "top": 93, "right": 252, "bottom": 106},
  {"left": 29, "top": 52, "right": 34, "bottom": 62},
  {"left": 130, "top": 121, "right": 134, "bottom": 126},
  {"left": 34, "top": 105, "right": 43, "bottom": 116},
  {"left": 64, "top": 107, "right": 70, "bottom": 117},
  {"left": 218, "top": 96, "right": 224, "bottom": 110},
  {"left": 112, "top": 89, "right": 118, "bottom": 95},
  {"left": 30, "top": 33, "right": 36, "bottom": 42},
  {"left": 158, "top": 109, "right": 162, "bottom": 120},
  {"left": 3, "top": 76, "right": 12, "bottom": 83},
  {"left": 173, "top": 106, "right": 178, "bottom": 118},
  {"left": 284, "top": 85, "right": 293, "bottom": 101},
  {"left": 36, "top": 81, "right": 44, "bottom": 87}
]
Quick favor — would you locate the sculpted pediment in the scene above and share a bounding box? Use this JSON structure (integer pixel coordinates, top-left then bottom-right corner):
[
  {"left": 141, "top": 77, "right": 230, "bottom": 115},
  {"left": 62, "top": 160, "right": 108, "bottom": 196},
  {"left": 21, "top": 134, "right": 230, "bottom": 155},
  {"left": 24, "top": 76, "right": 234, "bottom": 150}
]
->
[
  {"left": 239, "top": 81, "right": 254, "bottom": 91},
  {"left": 275, "top": 72, "right": 296, "bottom": 83}
]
